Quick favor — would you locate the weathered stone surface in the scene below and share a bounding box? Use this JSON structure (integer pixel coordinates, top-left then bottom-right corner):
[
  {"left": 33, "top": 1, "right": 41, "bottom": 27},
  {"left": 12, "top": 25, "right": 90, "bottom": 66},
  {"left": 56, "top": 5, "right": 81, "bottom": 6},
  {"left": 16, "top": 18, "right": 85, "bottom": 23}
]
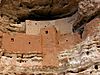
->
[
  {"left": 0, "top": 0, "right": 100, "bottom": 75},
  {"left": 82, "top": 18, "right": 100, "bottom": 39},
  {"left": 0, "top": 0, "right": 99, "bottom": 32},
  {"left": 0, "top": 0, "right": 79, "bottom": 21},
  {"left": 58, "top": 18, "right": 100, "bottom": 75},
  {"left": 73, "top": 0, "right": 100, "bottom": 32}
]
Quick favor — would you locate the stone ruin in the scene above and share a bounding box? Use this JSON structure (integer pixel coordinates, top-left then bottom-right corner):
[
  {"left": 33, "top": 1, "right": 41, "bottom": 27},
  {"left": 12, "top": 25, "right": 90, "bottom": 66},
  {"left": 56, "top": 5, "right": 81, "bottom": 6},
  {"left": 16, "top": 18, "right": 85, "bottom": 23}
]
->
[
  {"left": 0, "top": 0, "right": 99, "bottom": 75},
  {"left": 0, "top": 17, "right": 98, "bottom": 75}
]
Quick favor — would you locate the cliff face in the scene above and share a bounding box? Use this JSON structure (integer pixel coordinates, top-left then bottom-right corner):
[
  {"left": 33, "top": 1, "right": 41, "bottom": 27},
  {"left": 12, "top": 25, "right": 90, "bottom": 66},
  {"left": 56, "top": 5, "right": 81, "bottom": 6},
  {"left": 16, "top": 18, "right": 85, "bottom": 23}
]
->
[
  {"left": 0, "top": 0, "right": 100, "bottom": 75},
  {"left": 59, "top": 18, "right": 100, "bottom": 75},
  {"left": 0, "top": 18, "right": 99, "bottom": 75},
  {"left": 0, "top": 0, "right": 79, "bottom": 21},
  {"left": 0, "top": 0, "right": 80, "bottom": 33},
  {"left": 0, "top": 0, "right": 99, "bottom": 32},
  {"left": 73, "top": 0, "right": 100, "bottom": 32}
]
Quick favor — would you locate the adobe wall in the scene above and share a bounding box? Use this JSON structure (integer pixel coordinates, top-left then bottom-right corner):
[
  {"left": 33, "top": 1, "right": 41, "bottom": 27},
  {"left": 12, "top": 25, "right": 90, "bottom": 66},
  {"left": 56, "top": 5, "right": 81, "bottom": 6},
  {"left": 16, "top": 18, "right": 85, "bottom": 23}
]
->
[
  {"left": 55, "top": 18, "right": 73, "bottom": 34},
  {"left": 40, "top": 26, "right": 59, "bottom": 47},
  {"left": 40, "top": 26, "right": 59, "bottom": 67},
  {"left": 2, "top": 33, "right": 42, "bottom": 53},
  {"left": 58, "top": 32, "right": 81, "bottom": 50},
  {"left": 26, "top": 20, "right": 55, "bottom": 35},
  {"left": 26, "top": 18, "right": 72, "bottom": 35},
  {"left": 1, "top": 26, "right": 60, "bottom": 67},
  {"left": 1, "top": 25, "right": 81, "bottom": 67}
]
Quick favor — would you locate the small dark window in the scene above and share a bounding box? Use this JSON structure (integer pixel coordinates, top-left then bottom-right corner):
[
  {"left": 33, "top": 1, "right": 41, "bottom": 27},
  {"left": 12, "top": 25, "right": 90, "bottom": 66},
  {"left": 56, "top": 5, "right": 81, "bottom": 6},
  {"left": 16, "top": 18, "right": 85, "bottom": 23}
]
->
[
  {"left": 94, "top": 65, "right": 98, "bottom": 69},
  {"left": 11, "top": 38, "right": 14, "bottom": 42},
  {"left": 35, "top": 23, "right": 37, "bottom": 25},
  {"left": 21, "top": 54, "right": 23, "bottom": 58},
  {"left": 29, "top": 42, "right": 31, "bottom": 44},
  {"left": 86, "top": 51, "right": 89, "bottom": 55},
  {"left": 63, "top": 72, "right": 65, "bottom": 75},
  {"left": 90, "top": 71, "right": 92, "bottom": 74},
  {"left": 56, "top": 30, "right": 57, "bottom": 33},
  {"left": 1, "top": 14, "right": 3, "bottom": 17},
  {"left": 58, "top": 42, "right": 59, "bottom": 44},
  {"left": 66, "top": 40, "right": 68, "bottom": 42},
  {"left": 14, "top": 73, "right": 16, "bottom": 74},
  {"left": 8, "top": 56, "right": 12, "bottom": 58},
  {"left": 45, "top": 31, "right": 48, "bottom": 34}
]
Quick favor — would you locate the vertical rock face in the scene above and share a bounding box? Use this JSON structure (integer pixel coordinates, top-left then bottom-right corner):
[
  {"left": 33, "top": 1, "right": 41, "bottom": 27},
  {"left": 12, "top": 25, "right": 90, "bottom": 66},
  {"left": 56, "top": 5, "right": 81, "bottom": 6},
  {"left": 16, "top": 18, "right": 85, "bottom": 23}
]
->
[
  {"left": 82, "top": 18, "right": 100, "bottom": 39},
  {"left": 59, "top": 18, "right": 100, "bottom": 75},
  {"left": 73, "top": 0, "right": 100, "bottom": 32},
  {"left": 0, "top": 18, "right": 99, "bottom": 75},
  {"left": 0, "top": 0, "right": 100, "bottom": 75},
  {"left": 0, "top": 0, "right": 79, "bottom": 21},
  {"left": 78, "top": 0, "right": 100, "bottom": 16}
]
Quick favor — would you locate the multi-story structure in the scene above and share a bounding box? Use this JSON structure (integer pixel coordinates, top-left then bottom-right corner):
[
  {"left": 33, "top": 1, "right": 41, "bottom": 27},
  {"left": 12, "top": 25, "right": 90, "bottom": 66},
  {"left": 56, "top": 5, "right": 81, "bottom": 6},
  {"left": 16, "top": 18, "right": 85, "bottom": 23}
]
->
[{"left": 0, "top": 20, "right": 81, "bottom": 75}]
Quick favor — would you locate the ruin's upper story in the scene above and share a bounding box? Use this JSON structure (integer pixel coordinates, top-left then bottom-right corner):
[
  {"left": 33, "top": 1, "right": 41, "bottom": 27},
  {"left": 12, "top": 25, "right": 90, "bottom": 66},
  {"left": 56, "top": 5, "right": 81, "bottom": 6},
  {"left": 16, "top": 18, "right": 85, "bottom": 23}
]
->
[{"left": 0, "top": 0, "right": 99, "bottom": 32}]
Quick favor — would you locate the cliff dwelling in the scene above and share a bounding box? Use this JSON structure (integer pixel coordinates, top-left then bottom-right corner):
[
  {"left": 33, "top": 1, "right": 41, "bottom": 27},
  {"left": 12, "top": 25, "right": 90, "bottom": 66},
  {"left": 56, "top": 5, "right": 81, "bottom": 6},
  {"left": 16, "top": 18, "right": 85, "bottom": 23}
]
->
[{"left": 0, "top": 0, "right": 100, "bottom": 75}]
